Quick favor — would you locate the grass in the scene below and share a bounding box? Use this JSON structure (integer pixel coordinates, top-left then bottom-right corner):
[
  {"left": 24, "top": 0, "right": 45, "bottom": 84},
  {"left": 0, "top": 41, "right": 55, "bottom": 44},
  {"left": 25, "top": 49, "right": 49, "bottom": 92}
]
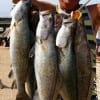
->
[
  {"left": 87, "top": 34, "right": 95, "bottom": 41},
  {"left": 84, "top": 20, "right": 92, "bottom": 26}
]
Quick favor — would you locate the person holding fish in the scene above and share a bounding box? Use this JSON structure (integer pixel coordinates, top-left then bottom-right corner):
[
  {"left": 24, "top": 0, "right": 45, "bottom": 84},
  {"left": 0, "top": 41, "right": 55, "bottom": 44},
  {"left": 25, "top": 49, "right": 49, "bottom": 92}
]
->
[
  {"left": 30, "top": 1, "right": 92, "bottom": 100},
  {"left": 11, "top": 0, "right": 92, "bottom": 100}
]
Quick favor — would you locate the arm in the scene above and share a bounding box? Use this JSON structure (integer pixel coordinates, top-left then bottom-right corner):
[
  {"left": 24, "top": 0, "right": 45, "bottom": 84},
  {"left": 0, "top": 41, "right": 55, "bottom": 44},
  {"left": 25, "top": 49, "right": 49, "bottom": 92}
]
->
[
  {"left": 12, "top": 0, "right": 56, "bottom": 10},
  {"left": 31, "top": 0, "right": 56, "bottom": 11}
]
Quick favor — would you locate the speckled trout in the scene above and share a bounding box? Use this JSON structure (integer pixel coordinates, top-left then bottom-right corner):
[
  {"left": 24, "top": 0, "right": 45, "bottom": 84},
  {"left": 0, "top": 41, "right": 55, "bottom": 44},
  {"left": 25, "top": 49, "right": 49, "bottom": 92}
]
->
[
  {"left": 56, "top": 16, "right": 78, "bottom": 100},
  {"left": 34, "top": 10, "right": 58, "bottom": 100},
  {"left": 10, "top": 0, "right": 33, "bottom": 100},
  {"left": 74, "top": 19, "right": 92, "bottom": 100}
]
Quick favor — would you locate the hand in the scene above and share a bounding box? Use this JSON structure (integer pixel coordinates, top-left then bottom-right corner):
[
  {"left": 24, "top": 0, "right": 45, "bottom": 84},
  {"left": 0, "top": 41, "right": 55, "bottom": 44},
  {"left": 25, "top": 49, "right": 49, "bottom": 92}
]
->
[
  {"left": 12, "top": 0, "right": 20, "bottom": 4},
  {"left": 71, "top": 10, "right": 82, "bottom": 20}
]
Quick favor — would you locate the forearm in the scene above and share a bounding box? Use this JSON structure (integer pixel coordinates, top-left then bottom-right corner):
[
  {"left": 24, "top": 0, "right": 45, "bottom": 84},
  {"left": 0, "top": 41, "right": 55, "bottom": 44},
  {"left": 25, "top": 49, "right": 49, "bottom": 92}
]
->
[{"left": 32, "top": 0, "right": 56, "bottom": 11}]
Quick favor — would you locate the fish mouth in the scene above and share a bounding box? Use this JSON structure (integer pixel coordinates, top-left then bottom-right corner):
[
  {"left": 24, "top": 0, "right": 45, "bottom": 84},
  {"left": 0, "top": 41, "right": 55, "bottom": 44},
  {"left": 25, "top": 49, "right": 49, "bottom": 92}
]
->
[{"left": 40, "top": 10, "right": 52, "bottom": 16}]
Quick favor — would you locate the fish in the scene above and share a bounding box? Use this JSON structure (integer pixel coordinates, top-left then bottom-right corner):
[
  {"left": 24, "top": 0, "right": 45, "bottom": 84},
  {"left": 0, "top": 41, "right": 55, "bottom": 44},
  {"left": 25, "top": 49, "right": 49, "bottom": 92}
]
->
[
  {"left": 55, "top": 16, "right": 78, "bottom": 100},
  {"left": 34, "top": 10, "right": 58, "bottom": 100},
  {"left": 8, "top": 64, "right": 17, "bottom": 89},
  {"left": 10, "top": 0, "right": 34, "bottom": 100},
  {"left": 74, "top": 19, "right": 92, "bottom": 100}
]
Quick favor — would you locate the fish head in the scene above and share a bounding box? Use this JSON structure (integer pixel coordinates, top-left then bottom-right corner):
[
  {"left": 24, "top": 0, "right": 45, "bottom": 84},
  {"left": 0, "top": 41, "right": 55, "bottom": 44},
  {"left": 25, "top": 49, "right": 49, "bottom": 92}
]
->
[
  {"left": 39, "top": 10, "right": 54, "bottom": 27},
  {"left": 36, "top": 10, "right": 55, "bottom": 40},
  {"left": 56, "top": 15, "right": 76, "bottom": 48},
  {"left": 11, "top": 0, "right": 29, "bottom": 23}
]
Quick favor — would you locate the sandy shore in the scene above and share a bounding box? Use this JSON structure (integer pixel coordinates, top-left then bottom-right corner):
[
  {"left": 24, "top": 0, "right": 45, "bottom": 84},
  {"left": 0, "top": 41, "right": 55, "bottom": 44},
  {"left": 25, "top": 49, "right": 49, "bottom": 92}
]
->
[{"left": 0, "top": 46, "right": 17, "bottom": 100}]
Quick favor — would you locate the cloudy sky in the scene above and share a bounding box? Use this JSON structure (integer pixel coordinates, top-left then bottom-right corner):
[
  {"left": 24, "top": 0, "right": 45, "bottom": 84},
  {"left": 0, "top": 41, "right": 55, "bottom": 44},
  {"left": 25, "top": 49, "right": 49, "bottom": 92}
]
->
[{"left": 0, "top": 0, "right": 100, "bottom": 18}]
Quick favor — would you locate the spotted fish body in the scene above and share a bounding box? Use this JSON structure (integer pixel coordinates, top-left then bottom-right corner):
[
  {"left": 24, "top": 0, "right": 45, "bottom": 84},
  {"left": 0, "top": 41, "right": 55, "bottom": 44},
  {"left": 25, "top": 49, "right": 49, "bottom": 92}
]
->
[
  {"left": 34, "top": 10, "right": 58, "bottom": 100},
  {"left": 74, "top": 19, "right": 92, "bottom": 100},
  {"left": 10, "top": 0, "right": 32, "bottom": 100},
  {"left": 56, "top": 17, "right": 77, "bottom": 100}
]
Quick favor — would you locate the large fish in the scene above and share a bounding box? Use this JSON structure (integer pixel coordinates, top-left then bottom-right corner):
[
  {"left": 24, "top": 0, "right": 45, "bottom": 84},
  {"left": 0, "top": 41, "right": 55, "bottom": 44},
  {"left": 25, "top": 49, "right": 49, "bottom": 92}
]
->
[
  {"left": 10, "top": 0, "right": 34, "bottom": 100},
  {"left": 74, "top": 19, "right": 92, "bottom": 100},
  {"left": 56, "top": 16, "right": 78, "bottom": 100},
  {"left": 34, "top": 10, "right": 58, "bottom": 100}
]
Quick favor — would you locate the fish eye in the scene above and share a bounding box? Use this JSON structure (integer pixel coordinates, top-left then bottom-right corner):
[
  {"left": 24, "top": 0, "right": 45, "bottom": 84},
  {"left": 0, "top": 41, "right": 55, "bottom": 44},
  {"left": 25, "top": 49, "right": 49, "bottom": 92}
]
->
[{"left": 25, "top": 2, "right": 29, "bottom": 6}]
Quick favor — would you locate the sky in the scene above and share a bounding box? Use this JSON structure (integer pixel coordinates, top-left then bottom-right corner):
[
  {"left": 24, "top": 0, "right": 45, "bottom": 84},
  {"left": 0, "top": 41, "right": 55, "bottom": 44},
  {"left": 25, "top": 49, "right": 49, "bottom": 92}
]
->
[{"left": 0, "top": 0, "right": 100, "bottom": 18}]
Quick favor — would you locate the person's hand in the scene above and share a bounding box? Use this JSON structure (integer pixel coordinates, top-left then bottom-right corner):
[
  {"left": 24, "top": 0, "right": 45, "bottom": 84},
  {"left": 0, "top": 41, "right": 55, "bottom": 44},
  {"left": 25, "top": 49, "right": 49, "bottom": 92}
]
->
[
  {"left": 71, "top": 10, "right": 82, "bottom": 20},
  {"left": 12, "top": 0, "right": 20, "bottom": 4}
]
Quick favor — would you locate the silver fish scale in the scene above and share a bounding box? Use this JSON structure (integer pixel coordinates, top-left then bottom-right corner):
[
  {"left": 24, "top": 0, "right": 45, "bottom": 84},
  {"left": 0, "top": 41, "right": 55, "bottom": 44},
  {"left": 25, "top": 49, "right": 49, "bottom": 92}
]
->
[{"left": 34, "top": 10, "right": 58, "bottom": 100}]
